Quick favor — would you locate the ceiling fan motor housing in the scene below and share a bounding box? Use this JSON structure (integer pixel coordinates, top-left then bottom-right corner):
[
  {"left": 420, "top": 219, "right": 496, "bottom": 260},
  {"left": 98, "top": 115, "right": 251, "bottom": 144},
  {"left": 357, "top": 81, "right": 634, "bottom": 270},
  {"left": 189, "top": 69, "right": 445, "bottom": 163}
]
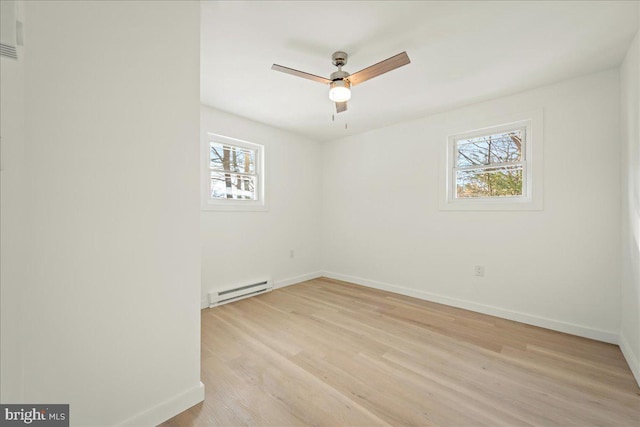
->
[{"left": 331, "top": 51, "right": 348, "bottom": 67}]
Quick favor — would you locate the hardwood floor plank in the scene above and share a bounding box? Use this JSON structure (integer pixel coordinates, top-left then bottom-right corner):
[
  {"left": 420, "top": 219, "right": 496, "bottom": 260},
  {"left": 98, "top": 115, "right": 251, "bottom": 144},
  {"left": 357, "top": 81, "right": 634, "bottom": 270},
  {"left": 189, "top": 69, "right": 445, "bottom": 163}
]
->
[{"left": 162, "top": 278, "right": 640, "bottom": 427}]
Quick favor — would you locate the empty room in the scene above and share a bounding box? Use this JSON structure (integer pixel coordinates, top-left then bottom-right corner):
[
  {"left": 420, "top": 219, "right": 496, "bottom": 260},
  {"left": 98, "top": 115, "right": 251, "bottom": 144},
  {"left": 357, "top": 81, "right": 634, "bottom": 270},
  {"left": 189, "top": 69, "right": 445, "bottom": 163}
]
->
[{"left": 1, "top": 0, "right": 639, "bottom": 426}]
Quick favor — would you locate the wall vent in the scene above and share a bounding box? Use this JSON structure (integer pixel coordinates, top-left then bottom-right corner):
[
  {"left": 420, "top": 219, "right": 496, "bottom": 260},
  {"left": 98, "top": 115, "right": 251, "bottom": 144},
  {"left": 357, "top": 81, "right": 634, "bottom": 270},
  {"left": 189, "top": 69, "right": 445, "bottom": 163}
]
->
[
  {"left": 0, "top": 44, "right": 17, "bottom": 60},
  {"left": 208, "top": 280, "right": 272, "bottom": 308}
]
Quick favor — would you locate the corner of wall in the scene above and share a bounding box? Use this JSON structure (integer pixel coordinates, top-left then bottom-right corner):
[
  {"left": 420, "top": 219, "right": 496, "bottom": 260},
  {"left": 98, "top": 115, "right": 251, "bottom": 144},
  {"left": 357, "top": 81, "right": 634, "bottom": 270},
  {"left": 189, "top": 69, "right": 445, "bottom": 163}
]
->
[
  {"left": 619, "top": 333, "right": 640, "bottom": 387},
  {"left": 619, "top": 15, "right": 640, "bottom": 389}
]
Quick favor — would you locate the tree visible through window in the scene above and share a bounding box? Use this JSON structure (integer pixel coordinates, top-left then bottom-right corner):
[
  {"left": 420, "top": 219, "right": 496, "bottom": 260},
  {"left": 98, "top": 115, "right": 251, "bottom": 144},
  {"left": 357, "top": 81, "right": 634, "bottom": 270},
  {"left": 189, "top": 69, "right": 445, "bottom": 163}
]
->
[
  {"left": 453, "top": 128, "right": 525, "bottom": 198},
  {"left": 209, "top": 141, "right": 259, "bottom": 200}
]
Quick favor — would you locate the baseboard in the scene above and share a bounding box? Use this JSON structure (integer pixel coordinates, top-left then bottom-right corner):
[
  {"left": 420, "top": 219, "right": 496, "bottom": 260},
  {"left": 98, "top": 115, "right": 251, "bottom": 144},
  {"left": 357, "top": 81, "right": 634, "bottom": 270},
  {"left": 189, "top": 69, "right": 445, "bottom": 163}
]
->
[
  {"left": 201, "top": 272, "right": 323, "bottom": 309},
  {"left": 273, "top": 271, "right": 323, "bottom": 289},
  {"left": 619, "top": 333, "right": 640, "bottom": 387},
  {"left": 321, "top": 271, "right": 619, "bottom": 344},
  {"left": 118, "top": 381, "right": 204, "bottom": 427}
]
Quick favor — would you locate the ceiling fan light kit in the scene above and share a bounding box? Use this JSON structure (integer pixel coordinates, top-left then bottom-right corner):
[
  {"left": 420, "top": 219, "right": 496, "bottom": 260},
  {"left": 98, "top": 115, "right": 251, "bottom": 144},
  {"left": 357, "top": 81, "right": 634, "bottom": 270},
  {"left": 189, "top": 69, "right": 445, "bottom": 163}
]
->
[
  {"left": 329, "top": 80, "right": 351, "bottom": 102},
  {"left": 272, "top": 50, "right": 410, "bottom": 114}
]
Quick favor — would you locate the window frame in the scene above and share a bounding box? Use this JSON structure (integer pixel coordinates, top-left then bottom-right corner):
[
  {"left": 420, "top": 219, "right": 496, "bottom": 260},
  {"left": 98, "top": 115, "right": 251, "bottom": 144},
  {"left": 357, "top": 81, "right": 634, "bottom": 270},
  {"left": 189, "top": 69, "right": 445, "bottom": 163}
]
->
[
  {"left": 201, "top": 133, "right": 267, "bottom": 211},
  {"left": 440, "top": 111, "right": 543, "bottom": 211}
]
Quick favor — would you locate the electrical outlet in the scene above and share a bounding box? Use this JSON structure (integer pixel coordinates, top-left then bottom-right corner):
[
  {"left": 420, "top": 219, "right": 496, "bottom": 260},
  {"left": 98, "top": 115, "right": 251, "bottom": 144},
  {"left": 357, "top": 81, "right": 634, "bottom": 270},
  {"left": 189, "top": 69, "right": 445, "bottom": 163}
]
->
[{"left": 474, "top": 265, "right": 484, "bottom": 277}]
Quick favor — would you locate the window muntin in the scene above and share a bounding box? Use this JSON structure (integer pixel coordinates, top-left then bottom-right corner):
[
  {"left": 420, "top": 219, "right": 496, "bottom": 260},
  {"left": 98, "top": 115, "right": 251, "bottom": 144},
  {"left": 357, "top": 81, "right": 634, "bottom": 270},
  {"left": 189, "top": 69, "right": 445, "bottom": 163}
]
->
[{"left": 452, "top": 127, "right": 526, "bottom": 199}]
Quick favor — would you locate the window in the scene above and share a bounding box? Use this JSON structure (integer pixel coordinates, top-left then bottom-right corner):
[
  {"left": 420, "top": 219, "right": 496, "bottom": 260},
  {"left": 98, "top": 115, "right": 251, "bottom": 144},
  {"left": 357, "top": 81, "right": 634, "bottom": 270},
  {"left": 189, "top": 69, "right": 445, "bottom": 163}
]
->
[
  {"left": 202, "top": 134, "right": 266, "bottom": 211},
  {"left": 441, "top": 115, "right": 542, "bottom": 211},
  {"left": 453, "top": 127, "right": 526, "bottom": 199}
]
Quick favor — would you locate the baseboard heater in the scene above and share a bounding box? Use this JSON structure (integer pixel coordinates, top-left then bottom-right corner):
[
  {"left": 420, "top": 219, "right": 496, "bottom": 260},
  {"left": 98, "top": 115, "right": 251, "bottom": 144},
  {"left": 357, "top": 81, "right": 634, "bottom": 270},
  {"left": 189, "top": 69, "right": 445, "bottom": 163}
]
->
[{"left": 208, "top": 279, "right": 272, "bottom": 308}]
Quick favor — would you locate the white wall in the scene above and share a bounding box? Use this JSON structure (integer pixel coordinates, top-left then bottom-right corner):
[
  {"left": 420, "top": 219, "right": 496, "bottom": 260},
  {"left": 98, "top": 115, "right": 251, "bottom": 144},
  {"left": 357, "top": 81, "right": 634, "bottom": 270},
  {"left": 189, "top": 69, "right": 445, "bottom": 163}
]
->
[
  {"left": 620, "top": 11, "right": 640, "bottom": 384},
  {"left": 322, "top": 69, "right": 622, "bottom": 342},
  {"left": 0, "top": 1, "right": 26, "bottom": 403},
  {"left": 200, "top": 106, "right": 322, "bottom": 306},
  {"left": 3, "top": 1, "right": 203, "bottom": 425}
]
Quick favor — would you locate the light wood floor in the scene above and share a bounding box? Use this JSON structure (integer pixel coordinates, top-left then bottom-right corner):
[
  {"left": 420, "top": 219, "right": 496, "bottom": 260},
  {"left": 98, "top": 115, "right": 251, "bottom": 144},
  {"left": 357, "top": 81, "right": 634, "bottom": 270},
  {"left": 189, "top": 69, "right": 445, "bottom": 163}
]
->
[{"left": 162, "top": 277, "right": 640, "bottom": 427}]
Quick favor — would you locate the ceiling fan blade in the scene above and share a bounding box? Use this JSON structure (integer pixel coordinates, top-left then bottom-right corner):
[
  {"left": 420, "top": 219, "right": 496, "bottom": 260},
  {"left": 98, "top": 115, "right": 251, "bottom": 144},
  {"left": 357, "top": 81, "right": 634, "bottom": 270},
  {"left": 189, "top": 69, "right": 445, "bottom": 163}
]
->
[
  {"left": 336, "top": 101, "right": 347, "bottom": 113},
  {"left": 348, "top": 52, "right": 411, "bottom": 86},
  {"left": 271, "top": 64, "right": 331, "bottom": 84}
]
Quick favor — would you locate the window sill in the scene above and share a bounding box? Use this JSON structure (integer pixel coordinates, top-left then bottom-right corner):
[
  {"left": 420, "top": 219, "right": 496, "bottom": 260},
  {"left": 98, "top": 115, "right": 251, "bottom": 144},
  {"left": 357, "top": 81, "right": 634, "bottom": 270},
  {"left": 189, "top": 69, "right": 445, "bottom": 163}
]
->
[
  {"left": 201, "top": 200, "right": 268, "bottom": 212},
  {"left": 439, "top": 197, "right": 542, "bottom": 211}
]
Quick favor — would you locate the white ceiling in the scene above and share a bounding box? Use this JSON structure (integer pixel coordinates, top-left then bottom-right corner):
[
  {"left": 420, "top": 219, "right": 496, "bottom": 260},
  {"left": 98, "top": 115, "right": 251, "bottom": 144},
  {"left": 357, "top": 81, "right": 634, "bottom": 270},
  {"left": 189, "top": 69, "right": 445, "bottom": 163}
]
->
[{"left": 201, "top": 1, "right": 639, "bottom": 142}]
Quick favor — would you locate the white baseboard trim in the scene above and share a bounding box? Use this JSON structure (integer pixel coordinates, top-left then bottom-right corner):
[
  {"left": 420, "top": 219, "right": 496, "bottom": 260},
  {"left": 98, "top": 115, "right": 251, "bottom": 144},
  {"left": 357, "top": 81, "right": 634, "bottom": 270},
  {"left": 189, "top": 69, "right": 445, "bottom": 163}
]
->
[
  {"left": 273, "top": 271, "right": 323, "bottom": 289},
  {"left": 321, "top": 271, "right": 619, "bottom": 344},
  {"left": 118, "top": 381, "right": 204, "bottom": 427},
  {"left": 619, "top": 333, "right": 640, "bottom": 387},
  {"left": 201, "top": 272, "right": 323, "bottom": 309}
]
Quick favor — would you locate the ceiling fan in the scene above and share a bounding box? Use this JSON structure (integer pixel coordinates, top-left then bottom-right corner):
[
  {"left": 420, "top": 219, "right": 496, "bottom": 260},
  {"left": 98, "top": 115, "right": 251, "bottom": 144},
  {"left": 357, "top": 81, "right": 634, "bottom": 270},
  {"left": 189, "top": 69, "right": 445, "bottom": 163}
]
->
[{"left": 271, "top": 51, "right": 411, "bottom": 114}]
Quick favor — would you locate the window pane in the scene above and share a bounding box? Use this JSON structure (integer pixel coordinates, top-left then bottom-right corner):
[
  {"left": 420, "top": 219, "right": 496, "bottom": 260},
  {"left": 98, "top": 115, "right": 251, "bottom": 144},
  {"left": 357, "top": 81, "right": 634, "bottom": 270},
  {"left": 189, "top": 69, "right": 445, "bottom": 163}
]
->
[
  {"left": 456, "top": 165, "right": 523, "bottom": 198},
  {"left": 210, "top": 171, "right": 257, "bottom": 200},
  {"left": 210, "top": 142, "right": 256, "bottom": 173},
  {"left": 456, "top": 129, "right": 523, "bottom": 167}
]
